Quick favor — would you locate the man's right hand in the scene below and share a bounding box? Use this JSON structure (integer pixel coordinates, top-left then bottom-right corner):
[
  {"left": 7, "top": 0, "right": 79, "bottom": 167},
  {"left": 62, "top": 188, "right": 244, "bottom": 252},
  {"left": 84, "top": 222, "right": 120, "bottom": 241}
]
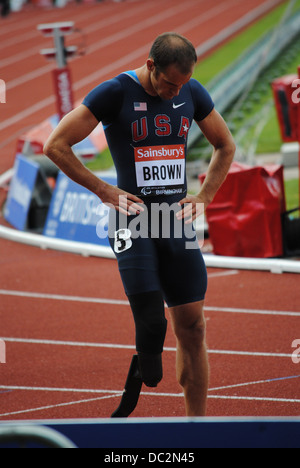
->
[{"left": 98, "top": 183, "right": 145, "bottom": 216}]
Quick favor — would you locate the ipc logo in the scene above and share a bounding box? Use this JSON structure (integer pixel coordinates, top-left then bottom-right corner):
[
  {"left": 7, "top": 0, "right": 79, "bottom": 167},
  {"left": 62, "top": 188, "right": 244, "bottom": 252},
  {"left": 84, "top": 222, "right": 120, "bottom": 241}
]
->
[
  {"left": 0, "top": 79, "right": 6, "bottom": 103},
  {"left": 0, "top": 340, "right": 6, "bottom": 364}
]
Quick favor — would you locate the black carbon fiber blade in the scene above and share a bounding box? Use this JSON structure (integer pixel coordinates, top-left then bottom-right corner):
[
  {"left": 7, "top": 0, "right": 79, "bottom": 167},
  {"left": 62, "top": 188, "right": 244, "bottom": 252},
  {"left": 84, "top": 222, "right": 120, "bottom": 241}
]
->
[{"left": 111, "top": 355, "right": 143, "bottom": 418}]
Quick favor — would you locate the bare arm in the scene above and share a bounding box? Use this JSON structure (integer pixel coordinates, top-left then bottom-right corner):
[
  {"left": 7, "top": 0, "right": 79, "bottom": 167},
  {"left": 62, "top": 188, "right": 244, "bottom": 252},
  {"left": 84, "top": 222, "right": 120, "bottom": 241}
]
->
[
  {"left": 43, "top": 105, "right": 144, "bottom": 215},
  {"left": 196, "top": 109, "right": 236, "bottom": 205},
  {"left": 177, "top": 109, "right": 236, "bottom": 223}
]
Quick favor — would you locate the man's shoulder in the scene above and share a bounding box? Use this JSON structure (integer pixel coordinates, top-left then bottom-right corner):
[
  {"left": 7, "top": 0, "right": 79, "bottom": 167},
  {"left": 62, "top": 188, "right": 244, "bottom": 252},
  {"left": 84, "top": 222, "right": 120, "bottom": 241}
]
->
[
  {"left": 82, "top": 74, "right": 126, "bottom": 122},
  {"left": 187, "top": 79, "right": 214, "bottom": 121},
  {"left": 84, "top": 75, "right": 124, "bottom": 103},
  {"left": 188, "top": 78, "right": 209, "bottom": 95}
]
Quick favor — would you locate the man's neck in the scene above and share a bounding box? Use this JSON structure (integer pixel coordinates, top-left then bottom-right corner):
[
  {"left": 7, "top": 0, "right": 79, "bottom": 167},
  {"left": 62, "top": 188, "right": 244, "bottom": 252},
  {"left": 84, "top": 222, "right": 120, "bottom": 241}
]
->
[{"left": 135, "top": 65, "right": 157, "bottom": 97}]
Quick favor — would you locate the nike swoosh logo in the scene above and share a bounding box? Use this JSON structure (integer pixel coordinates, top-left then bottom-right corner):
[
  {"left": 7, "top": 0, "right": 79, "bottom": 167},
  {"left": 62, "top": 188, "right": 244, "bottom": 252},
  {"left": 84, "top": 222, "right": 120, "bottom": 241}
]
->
[{"left": 173, "top": 102, "right": 186, "bottom": 109}]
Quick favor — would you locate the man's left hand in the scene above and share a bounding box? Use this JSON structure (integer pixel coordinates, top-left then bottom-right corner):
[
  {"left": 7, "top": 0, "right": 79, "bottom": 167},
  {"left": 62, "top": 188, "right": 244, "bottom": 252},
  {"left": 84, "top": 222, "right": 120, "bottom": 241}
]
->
[{"left": 176, "top": 194, "right": 207, "bottom": 225}]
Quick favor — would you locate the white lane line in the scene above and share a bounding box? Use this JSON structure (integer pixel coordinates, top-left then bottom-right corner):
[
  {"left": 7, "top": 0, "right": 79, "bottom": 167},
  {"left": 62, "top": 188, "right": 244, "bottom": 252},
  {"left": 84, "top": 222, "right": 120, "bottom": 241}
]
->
[
  {"left": 0, "top": 337, "right": 293, "bottom": 359},
  {"left": 206, "top": 270, "right": 239, "bottom": 278},
  {"left": 3, "top": 375, "right": 300, "bottom": 398},
  {"left": 0, "top": 394, "right": 122, "bottom": 419},
  {"left": 209, "top": 375, "right": 300, "bottom": 392},
  {"left": 208, "top": 395, "right": 300, "bottom": 404},
  {"left": 0, "top": 289, "right": 129, "bottom": 306},
  {"left": 1, "top": 289, "right": 299, "bottom": 317},
  {"left": 208, "top": 349, "right": 292, "bottom": 358},
  {"left": 205, "top": 307, "right": 300, "bottom": 318},
  {"left": 0, "top": 384, "right": 122, "bottom": 395},
  {"left": 1, "top": 337, "right": 136, "bottom": 350},
  {"left": 0, "top": 389, "right": 299, "bottom": 419}
]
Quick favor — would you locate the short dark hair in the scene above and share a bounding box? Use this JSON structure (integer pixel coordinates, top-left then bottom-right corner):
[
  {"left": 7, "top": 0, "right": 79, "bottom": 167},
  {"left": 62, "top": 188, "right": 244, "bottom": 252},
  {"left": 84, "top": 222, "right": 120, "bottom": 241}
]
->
[{"left": 149, "top": 33, "right": 197, "bottom": 75}]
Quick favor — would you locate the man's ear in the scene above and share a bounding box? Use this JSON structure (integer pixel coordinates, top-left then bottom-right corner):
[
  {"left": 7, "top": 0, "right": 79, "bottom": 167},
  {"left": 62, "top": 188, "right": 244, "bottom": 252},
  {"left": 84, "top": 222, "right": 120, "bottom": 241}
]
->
[{"left": 146, "top": 58, "right": 155, "bottom": 72}]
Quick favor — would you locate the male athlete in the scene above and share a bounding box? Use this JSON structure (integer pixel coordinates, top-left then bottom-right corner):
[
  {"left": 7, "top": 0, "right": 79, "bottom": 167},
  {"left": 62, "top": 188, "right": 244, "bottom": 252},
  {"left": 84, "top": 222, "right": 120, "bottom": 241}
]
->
[{"left": 44, "top": 33, "right": 235, "bottom": 417}]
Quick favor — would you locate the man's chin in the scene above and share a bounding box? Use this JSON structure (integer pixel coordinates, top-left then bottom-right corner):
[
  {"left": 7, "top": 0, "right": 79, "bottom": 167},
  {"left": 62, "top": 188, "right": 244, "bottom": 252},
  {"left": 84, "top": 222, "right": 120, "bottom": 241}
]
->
[{"left": 160, "top": 94, "right": 174, "bottom": 101}]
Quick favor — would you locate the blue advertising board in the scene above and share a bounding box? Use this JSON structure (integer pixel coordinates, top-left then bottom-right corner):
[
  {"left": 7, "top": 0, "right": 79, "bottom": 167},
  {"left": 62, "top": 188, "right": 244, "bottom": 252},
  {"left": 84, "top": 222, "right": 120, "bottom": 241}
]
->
[
  {"left": 4, "top": 154, "right": 39, "bottom": 231},
  {"left": 43, "top": 171, "right": 117, "bottom": 247}
]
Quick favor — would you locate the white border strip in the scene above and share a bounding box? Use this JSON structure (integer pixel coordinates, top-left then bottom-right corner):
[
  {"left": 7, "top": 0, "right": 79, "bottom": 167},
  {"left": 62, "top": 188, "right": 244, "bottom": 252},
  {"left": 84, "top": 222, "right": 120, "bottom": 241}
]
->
[
  {"left": 204, "top": 255, "right": 300, "bottom": 274},
  {"left": 0, "top": 224, "right": 299, "bottom": 274},
  {"left": 0, "top": 225, "right": 114, "bottom": 259},
  {"left": 0, "top": 168, "right": 14, "bottom": 188}
]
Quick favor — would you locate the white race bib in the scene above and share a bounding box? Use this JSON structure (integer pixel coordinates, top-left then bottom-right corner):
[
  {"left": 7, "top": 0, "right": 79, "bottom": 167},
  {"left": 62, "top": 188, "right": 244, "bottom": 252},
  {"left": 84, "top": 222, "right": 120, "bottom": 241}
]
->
[{"left": 134, "top": 145, "right": 185, "bottom": 196}]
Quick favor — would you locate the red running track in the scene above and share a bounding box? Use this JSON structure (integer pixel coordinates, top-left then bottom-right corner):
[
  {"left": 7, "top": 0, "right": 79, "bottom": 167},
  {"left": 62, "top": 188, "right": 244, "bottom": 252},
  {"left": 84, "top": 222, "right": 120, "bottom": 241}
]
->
[
  {"left": 0, "top": 239, "right": 299, "bottom": 419},
  {"left": 1, "top": 0, "right": 299, "bottom": 421}
]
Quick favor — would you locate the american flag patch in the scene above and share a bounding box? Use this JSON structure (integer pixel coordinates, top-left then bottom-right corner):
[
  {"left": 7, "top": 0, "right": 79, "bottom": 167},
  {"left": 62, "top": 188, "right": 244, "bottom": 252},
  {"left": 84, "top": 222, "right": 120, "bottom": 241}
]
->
[{"left": 134, "top": 102, "right": 147, "bottom": 112}]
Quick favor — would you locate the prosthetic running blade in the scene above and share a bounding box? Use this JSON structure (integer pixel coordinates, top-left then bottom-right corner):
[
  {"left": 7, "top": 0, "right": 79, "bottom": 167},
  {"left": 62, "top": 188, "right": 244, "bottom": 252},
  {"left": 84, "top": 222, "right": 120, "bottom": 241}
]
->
[{"left": 111, "top": 355, "right": 143, "bottom": 418}]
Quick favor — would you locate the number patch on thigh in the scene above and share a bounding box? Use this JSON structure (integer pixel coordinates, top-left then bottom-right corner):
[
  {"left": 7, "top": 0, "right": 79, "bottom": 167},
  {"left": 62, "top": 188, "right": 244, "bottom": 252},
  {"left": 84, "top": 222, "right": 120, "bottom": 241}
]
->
[{"left": 114, "top": 229, "right": 133, "bottom": 253}]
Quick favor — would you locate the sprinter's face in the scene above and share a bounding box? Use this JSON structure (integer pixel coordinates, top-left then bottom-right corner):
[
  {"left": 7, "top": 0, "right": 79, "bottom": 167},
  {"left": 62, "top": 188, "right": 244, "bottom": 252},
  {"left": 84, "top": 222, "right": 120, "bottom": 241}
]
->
[{"left": 147, "top": 60, "right": 194, "bottom": 100}]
